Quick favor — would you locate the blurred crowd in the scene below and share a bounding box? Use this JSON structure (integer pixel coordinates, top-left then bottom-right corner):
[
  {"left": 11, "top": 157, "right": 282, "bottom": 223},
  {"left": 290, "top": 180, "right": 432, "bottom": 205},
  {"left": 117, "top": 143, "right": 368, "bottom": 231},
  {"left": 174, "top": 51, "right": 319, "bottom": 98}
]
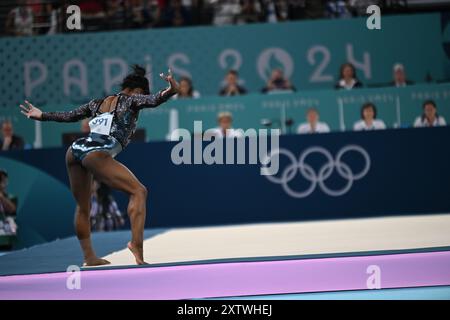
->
[
  {"left": 0, "top": 169, "right": 17, "bottom": 244},
  {"left": 2, "top": 0, "right": 386, "bottom": 36},
  {"left": 176, "top": 62, "right": 420, "bottom": 99}
]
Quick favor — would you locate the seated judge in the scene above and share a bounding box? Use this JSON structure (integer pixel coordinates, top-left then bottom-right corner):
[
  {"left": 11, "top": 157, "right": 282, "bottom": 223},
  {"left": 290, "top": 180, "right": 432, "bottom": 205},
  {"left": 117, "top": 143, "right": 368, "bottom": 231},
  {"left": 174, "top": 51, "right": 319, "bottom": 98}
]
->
[{"left": 297, "top": 108, "right": 330, "bottom": 134}]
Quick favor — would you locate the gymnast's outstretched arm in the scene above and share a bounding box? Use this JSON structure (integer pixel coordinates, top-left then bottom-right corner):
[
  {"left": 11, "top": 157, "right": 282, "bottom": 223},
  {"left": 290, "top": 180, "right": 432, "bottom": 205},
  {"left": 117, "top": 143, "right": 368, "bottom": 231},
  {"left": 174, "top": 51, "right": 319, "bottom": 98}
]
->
[{"left": 19, "top": 100, "right": 94, "bottom": 122}]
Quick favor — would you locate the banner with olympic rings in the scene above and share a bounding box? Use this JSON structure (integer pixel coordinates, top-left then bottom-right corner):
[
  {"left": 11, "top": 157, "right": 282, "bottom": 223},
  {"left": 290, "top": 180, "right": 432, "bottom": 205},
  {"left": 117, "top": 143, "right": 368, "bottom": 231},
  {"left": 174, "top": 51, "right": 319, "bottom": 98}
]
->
[{"left": 1, "top": 126, "right": 449, "bottom": 247}]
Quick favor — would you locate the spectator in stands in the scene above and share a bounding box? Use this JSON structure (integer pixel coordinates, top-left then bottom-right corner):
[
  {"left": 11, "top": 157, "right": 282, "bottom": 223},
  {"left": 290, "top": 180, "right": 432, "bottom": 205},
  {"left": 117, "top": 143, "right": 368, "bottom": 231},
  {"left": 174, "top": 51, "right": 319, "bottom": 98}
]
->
[
  {"left": 106, "top": 0, "right": 128, "bottom": 30},
  {"left": 213, "top": 0, "right": 241, "bottom": 25},
  {"left": 236, "top": 0, "right": 263, "bottom": 24},
  {"left": 28, "top": 1, "right": 61, "bottom": 35},
  {"left": 0, "top": 168, "right": 18, "bottom": 238},
  {"left": 160, "top": 0, "right": 192, "bottom": 27},
  {"left": 262, "top": 68, "right": 296, "bottom": 94},
  {"left": 297, "top": 108, "right": 330, "bottom": 134},
  {"left": 90, "top": 180, "right": 125, "bottom": 232},
  {"left": 353, "top": 102, "right": 386, "bottom": 131},
  {"left": 173, "top": 77, "right": 201, "bottom": 99},
  {"left": 78, "top": 0, "right": 108, "bottom": 31},
  {"left": 219, "top": 70, "right": 247, "bottom": 96},
  {"left": 27, "top": 1, "right": 44, "bottom": 34},
  {"left": 206, "top": 111, "right": 244, "bottom": 138},
  {"left": 258, "top": 0, "right": 277, "bottom": 22},
  {"left": 288, "top": 0, "right": 326, "bottom": 20},
  {"left": 390, "top": 63, "right": 414, "bottom": 88},
  {"left": 125, "top": 0, "right": 153, "bottom": 29},
  {"left": 284, "top": 0, "right": 304, "bottom": 20},
  {"left": 413, "top": 100, "right": 447, "bottom": 128},
  {"left": 190, "top": 0, "right": 214, "bottom": 25},
  {"left": 5, "top": 0, "right": 34, "bottom": 36},
  {"left": 258, "top": 0, "right": 288, "bottom": 22},
  {"left": 325, "top": 0, "right": 352, "bottom": 18},
  {"left": 0, "top": 169, "right": 17, "bottom": 217},
  {"left": 45, "top": 2, "right": 63, "bottom": 35},
  {"left": 0, "top": 121, "right": 25, "bottom": 151},
  {"left": 347, "top": 0, "right": 382, "bottom": 17},
  {"left": 335, "top": 63, "right": 363, "bottom": 90}
]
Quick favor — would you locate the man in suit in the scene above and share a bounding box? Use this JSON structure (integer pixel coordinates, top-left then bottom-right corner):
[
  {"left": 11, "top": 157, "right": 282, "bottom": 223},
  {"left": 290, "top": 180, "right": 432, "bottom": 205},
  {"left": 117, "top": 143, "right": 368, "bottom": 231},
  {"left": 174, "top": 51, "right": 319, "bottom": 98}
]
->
[
  {"left": 0, "top": 121, "right": 24, "bottom": 151},
  {"left": 391, "top": 63, "right": 414, "bottom": 87}
]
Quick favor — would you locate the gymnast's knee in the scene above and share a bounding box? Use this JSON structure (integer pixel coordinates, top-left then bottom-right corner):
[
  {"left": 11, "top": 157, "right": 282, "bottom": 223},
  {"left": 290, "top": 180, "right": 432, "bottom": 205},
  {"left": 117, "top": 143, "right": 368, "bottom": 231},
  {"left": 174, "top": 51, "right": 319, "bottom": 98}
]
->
[
  {"left": 75, "top": 205, "right": 90, "bottom": 217},
  {"left": 132, "top": 184, "right": 148, "bottom": 199}
]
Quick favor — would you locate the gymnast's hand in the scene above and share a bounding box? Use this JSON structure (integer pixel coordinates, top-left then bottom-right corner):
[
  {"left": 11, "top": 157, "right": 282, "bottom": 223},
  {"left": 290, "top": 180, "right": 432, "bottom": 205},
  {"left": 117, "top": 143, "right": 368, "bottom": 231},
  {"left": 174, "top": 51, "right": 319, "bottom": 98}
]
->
[
  {"left": 19, "top": 100, "right": 43, "bottom": 120},
  {"left": 160, "top": 69, "right": 180, "bottom": 95}
]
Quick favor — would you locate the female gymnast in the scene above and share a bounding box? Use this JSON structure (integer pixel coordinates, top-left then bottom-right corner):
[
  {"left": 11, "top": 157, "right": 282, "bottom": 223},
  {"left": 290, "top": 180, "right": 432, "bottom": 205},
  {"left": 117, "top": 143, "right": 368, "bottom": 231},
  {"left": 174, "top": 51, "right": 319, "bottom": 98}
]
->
[{"left": 19, "top": 65, "right": 180, "bottom": 265}]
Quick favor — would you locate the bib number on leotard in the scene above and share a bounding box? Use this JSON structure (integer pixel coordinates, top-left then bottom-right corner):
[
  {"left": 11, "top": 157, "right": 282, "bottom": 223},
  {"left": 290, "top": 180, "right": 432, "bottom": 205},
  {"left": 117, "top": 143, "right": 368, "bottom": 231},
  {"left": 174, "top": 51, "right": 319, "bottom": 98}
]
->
[{"left": 89, "top": 113, "right": 114, "bottom": 135}]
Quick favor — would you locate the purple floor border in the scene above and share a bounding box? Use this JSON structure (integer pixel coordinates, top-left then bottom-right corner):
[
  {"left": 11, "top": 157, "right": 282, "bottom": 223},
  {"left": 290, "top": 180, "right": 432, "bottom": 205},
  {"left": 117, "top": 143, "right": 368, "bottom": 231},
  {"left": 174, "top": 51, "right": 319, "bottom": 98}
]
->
[{"left": 1, "top": 251, "right": 450, "bottom": 299}]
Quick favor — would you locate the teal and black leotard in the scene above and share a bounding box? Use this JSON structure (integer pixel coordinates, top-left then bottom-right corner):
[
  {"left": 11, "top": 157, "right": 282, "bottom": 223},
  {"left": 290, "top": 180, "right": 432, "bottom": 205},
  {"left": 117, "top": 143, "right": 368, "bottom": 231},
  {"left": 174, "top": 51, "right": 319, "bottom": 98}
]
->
[{"left": 41, "top": 89, "right": 174, "bottom": 161}]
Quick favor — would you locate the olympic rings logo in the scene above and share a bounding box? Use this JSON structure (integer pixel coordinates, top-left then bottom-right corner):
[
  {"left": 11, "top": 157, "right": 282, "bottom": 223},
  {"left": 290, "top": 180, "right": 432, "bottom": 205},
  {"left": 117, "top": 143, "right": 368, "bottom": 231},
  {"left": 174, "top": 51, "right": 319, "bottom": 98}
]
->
[{"left": 261, "top": 145, "right": 370, "bottom": 198}]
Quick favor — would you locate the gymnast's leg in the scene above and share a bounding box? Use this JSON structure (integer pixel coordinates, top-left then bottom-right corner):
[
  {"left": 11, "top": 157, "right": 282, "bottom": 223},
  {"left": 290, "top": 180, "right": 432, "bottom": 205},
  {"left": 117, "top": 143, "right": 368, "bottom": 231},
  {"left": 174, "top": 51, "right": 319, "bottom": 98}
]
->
[
  {"left": 82, "top": 152, "right": 148, "bottom": 265},
  {"left": 66, "top": 148, "right": 110, "bottom": 266}
]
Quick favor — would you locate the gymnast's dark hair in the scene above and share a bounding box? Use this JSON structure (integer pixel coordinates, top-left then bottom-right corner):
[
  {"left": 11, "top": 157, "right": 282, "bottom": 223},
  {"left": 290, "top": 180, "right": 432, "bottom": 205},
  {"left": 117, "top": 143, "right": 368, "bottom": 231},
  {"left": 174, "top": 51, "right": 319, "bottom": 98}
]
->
[{"left": 121, "top": 65, "right": 149, "bottom": 95}]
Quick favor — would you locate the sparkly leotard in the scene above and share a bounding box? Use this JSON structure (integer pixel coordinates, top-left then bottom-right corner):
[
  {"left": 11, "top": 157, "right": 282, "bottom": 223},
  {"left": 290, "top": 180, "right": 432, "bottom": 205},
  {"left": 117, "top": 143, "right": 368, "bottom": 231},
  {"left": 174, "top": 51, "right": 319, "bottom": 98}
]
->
[{"left": 41, "top": 89, "right": 173, "bottom": 161}]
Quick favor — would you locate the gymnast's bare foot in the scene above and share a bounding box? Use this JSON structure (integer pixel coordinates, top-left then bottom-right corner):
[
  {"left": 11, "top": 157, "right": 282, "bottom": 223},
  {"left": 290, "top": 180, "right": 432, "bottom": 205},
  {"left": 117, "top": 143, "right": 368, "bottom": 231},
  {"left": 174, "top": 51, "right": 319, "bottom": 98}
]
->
[
  {"left": 128, "top": 241, "right": 148, "bottom": 265},
  {"left": 83, "top": 257, "right": 111, "bottom": 267}
]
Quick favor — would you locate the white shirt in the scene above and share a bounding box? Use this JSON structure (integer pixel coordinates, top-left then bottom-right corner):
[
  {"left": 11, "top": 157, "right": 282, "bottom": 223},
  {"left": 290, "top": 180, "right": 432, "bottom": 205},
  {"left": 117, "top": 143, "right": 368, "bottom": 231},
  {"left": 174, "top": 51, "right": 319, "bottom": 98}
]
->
[
  {"left": 297, "top": 122, "right": 330, "bottom": 134},
  {"left": 338, "top": 78, "right": 357, "bottom": 90},
  {"left": 353, "top": 119, "right": 386, "bottom": 131},
  {"left": 172, "top": 90, "right": 201, "bottom": 100},
  {"left": 213, "top": 3, "right": 241, "bottom": 25},
  {"left": 414, "top": 116, "right": 447, "bottom": 128},
  {"left": 11, "top": 7, "right": 33, "bottom": 36},
  {"left": 206, "top": 128, "right": 244, "bottom": 139}
]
